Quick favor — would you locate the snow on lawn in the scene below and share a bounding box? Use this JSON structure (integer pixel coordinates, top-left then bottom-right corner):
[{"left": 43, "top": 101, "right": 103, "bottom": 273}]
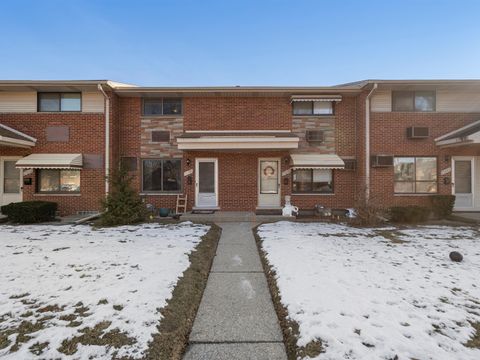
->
[
  {"left": 258, "top": 222, "right": 480, "bottom": 360},
  {"left": 0, "top": 222, "right": 209, "bottom": 359}
]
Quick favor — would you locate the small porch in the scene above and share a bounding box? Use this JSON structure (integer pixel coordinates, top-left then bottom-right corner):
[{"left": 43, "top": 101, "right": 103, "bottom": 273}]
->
[
  {"left": 181, "top": 211, "right": 289, "bottom": 223},
  {"left": 0, "top": 123, "right": 37, "bottom": 208},
  {"left": 436, "top": 120, "right": 480, "bottom": 212}
]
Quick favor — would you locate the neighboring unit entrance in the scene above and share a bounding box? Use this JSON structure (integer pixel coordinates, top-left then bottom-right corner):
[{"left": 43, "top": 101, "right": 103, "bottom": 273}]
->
[
  {"left": 195, "top": 158, "right": 218, "bottom": 208},
  {"left": 452, "top": 157, "right": 475, "bottom": 210},
  {"left": 258, "top": 158, "right": 281, "bottom": 208},
  {"left": 0, "top": 157, "right": 23, "bottom": 208}
]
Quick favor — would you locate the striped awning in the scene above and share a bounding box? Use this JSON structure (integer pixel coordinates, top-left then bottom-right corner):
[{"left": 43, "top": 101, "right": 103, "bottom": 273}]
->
[
  {"left": 291, "top": 95, "right": 342, "bottom": 102},
  {"left": 0, "top": 123, "right": 36, "bottom": 148},
  {"left": 16, "top": 154, "right": 83, "bottom": 169},
  {"left": 291, "top": 154, "right": 345, "bottom": 169}
]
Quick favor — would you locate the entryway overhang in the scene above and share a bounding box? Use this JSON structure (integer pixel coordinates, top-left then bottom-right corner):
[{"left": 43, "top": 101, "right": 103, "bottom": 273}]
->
[
  {"left": 177, "top": 131, "right": 299, "bottom": 150},
  {"left": 0, "top": 123, "right": 36, "bottom": 148},
  {"left": 290, "top": 153, "right": 345, "bottom": 169},
  {"left": 15, "top": 153, "right": 83, "bottom": 169},
  {"left": 435, "top": 120, "right": 480, "bottom": 148}
]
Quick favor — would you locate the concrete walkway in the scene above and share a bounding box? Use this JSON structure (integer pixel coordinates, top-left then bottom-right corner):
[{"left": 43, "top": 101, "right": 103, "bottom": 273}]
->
[{"left": 183, "top": 222, "right": 287, "bottom": 360}]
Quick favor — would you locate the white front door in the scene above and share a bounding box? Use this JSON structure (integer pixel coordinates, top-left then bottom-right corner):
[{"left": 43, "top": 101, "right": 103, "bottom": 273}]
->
[
  {"left": 258, "top": 158, "right": 281, "bottom": 207},
  {"left": 195, "top": 158, "right": 218, "bottom": 208},
  {"left": 452, "top": 157, "right": 475, "bottom": 210},
  {"left": 0, "top": 157, "right": 23, "bottom": 208}
]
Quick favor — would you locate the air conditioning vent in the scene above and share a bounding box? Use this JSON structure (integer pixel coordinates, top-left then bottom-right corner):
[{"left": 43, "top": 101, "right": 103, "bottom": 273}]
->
[
  {"left": 343, "top": 159, "right": 356, "bottom": 171},
  {"left": 306, "top": 130, "right": 324, "bottom": 143},
  {"left": 407, "top": 126, "right": 429, "bottom": 139},
  {"left": 371, "top": 155, "right": 394, "bottom": 167}
]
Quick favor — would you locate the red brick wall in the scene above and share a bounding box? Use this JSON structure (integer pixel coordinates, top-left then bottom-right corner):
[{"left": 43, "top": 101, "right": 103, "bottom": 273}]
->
[
  {"left": 183, "top": 96, "right": 292, "bottom": 131},
  {"left": 0, "top": 113, "right": 106, "bottom": 215},
  {"left": 369, "top": 111, "right": 480, "bottom": 207}
]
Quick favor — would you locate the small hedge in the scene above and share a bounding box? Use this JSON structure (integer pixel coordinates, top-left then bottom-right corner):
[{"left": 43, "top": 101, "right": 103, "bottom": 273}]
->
[
  {"left": 1, "top": 201, "right": 58, "bottom": 224},
  {"left": 389, "top": 205, "right": 431, "bottom": 223},
  {"left": 429, "top": 195, "right": 455, "bottom": 218}
]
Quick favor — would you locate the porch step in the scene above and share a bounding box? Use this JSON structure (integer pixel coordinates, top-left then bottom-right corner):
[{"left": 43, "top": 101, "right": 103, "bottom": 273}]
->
[{"left": 255, "top": 207, "right": 282, "bottom": 216}]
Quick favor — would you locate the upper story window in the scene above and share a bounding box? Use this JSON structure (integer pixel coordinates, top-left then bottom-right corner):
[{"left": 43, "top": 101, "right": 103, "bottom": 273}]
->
[
  {"left": 143, "top": 98, "right": 182, "bottom": 116},
  {"left": 293, "top": 101, "right": 334, "bottom": 116},
  {"left": 38, "top": 93, "right": 81, "bottom": 112},
  {"left": 392, "top": 91, "right": 435, "bottom": 112}
]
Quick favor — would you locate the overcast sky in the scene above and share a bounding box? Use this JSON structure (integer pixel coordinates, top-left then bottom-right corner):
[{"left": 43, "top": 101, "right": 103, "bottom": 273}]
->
[{"left": 1, "top": 0, "right": 479, "bottom": 86}]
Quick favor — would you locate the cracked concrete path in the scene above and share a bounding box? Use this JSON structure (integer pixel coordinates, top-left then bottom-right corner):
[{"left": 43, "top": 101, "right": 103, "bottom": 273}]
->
[{"left": 183, "top": 222, "right": 287, "bottom": 360}]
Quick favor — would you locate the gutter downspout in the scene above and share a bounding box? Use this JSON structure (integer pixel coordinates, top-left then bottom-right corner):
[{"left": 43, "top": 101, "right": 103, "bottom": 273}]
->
[
  {"left": 98, "top": 84, "right": 110, "bottom": 195},
  {"left": 365, "top": 83, "right": 378, "bottom": 202}
]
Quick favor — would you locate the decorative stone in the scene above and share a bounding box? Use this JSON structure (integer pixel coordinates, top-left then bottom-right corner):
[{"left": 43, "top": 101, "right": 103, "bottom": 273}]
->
[{"left": 449, "top": 251, "right": 463, "bottom": 262}]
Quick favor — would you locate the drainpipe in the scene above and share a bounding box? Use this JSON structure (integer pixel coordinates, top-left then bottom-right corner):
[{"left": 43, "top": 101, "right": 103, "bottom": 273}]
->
[
  {"left": 98, "top": 84, "right": 110, "bottom": 195},
  {"left": 365, "top": 83, "right": 378, "bottom": 202}
]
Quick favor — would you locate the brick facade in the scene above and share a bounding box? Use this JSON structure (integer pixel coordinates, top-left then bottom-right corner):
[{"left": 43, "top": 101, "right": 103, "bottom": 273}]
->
[
  {"left": 0, "top": 112, "right": 105, "bottom": 215},
  {"left": 2, "top": 83, "right": 480, "bottom": 215}
]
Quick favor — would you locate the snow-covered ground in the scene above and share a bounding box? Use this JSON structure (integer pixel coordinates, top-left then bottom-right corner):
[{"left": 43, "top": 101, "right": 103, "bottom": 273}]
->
[
  {"left": 0, "top": 222, "right": 209, "bottom": 359},
  {"left": 258, "top": 222, "right": 480, "bottom": 360}
]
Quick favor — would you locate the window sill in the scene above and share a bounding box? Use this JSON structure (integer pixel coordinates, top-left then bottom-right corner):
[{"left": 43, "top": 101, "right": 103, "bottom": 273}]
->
[
  {"left": 34, "top": 193, "right": 81, "bottom": 197},
  {"left": 394, "top": 193, "right": 437, "bottom": 197},
  {"left": 292, "top": 115, "right": 335, "bottom": 118},
  {"left": 140, "top": 192, "right": 182, "bottom": 196},
  {"left": 292, "top": 193, "right": 335, "bottom": 196},
  {"left": 141, "top": 115, "right": 183, "bottom": 119}
]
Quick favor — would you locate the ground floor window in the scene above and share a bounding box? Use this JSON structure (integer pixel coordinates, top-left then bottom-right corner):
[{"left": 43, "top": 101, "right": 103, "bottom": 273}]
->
[
  {"left": 37, "top": 169, "right": 80, "bottom": 193},
  {"left": 292, "top": 169, "right": 333, "bottom": 193},
  {"left": 142, "top": 159, "right": 182, "bottom": 192},
  {"left": 394, "top": 157, "right": 437, "bottom": 193}
]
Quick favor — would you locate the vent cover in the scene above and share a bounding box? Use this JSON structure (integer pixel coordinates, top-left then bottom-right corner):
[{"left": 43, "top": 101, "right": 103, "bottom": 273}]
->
[
  {"left": 407, "top": 126, "right": 429, "bottom": 139},
  {"left": 152, "top": 131, "right": 170, "bottom": 142},
  {"left": 371, "top": 155, "right": 394, "bottom": 167},
  {"left": 343, "top": 159, "right": 357, "bottom": 171},
  {"left": 306, "top": 130, "right": 325, "bottom": 143}
]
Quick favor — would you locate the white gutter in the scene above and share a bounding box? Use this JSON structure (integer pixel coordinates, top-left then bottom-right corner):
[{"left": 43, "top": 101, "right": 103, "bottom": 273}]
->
[
  {"left": 365, "top": 83, "right": 378, "bottom": 201},
  {"left": 98, "top": 84, "right": 110, "bottom": 195}
]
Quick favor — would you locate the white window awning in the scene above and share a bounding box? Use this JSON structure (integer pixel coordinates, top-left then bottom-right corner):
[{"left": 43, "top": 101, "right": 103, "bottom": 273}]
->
[
  {"left": 177, "top": 132, "right": 299, "bottom": 150},
  {"left": 291, "top": 154, "right": 345, "bottom": 169},
  {"left": 291, "top": 95, "right": 342, "bottom": 102},
  {"left": 16, "top": 154, "right": 83, "bottom": 169},
  {"left": 0, "top": 123, "right": 36, "bottom": 148}
]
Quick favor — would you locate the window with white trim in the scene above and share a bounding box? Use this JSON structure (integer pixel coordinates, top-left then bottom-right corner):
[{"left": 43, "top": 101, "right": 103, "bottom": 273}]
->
[{"left": 293, "top": 101, "right": 334, "bottom": 115}]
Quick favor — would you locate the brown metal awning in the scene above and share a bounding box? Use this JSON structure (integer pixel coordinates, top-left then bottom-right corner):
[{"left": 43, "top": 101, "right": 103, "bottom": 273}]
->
[{"left": 0, "top": 123, "right": 36, "bottom": 148}]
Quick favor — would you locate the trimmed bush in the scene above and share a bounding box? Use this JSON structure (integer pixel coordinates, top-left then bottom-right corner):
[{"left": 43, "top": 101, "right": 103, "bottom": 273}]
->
[
  {"left": 429, "top": 195, "right": 455, "bottom": 218},
  {"left": 1, "top": 201, "right": 58, "bottom": 224},
  {"left": 389, "top": 205, "right": 430, "bottom": 223}
]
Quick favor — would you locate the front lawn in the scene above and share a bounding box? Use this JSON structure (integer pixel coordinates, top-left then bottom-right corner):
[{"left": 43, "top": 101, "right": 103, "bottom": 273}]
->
[
  {"left": 257, "top": 222, "right": 480, "bottom": 360},
  {"left": 0, "top": 222, "right": 210, "bottom": 359}
]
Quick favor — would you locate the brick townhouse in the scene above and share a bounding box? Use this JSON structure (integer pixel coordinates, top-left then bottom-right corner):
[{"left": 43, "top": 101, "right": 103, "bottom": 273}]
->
[{"left": 1, "top": 79, "right": 479, "bottom": 215}]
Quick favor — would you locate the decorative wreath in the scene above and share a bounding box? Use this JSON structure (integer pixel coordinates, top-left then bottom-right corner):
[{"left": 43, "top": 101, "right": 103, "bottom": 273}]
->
[{"left": 263, "top": 166, "right": 276, "bottom": 176}]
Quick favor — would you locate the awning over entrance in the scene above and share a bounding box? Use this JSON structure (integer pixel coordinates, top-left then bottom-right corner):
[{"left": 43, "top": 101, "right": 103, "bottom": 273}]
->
[
  {"left": 177, "top": 132, "right": 299, "bottom": 150},
  {"left": 290, "top": 154, "right": 345, "bottom": 169},
  {"left": 16, "top": 154, "right": 83, "bottom": 169},
  {"left": 290, "top": 95, "right": 342, "bottom": 102},
  {"left": 435, "top": 120, "right": 480, "bottom": 147},
  {"left": 0, "top": 123, "right": 36, "bottom": 148}
]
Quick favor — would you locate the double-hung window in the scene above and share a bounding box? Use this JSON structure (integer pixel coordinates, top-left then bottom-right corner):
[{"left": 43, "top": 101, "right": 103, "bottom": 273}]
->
[
  {"left": 38, "top": 93, "right": 81, "bottom": 112},
  {"left": 142, "top": 98, "right": 182, "bottom": 116},
  {"left": 392, "top": 91, "right": 435, "bottom": 112},
  {"left": 394, "top": 157, "right": 437, "bottom": 194},
  {"left": 142, "top": 159, "right": 182, "bottom": 192},
  {"left": 292, "top": 169, "right": 333, "bottom": 194},
  {"left": 293, "top": 101, "right": 334, "bottom": 116}
]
